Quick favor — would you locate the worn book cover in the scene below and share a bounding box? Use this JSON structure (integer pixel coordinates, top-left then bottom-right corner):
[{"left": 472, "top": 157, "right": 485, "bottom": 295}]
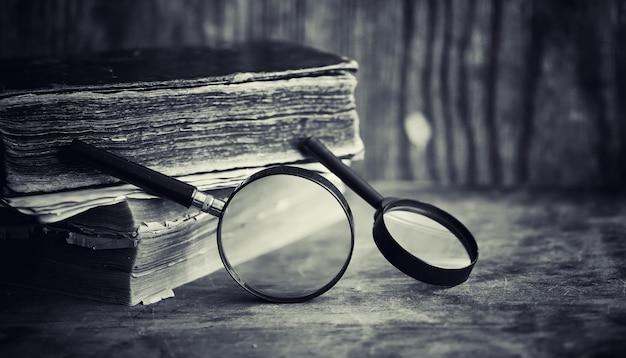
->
[{"left": 0, "top": 41, "right": 362, "bottom": 195}]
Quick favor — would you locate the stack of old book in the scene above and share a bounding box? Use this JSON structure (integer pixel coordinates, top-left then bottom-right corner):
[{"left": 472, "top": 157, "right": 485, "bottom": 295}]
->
[{"left": 0, "top": 41, "right": 363, "bottom": 305}]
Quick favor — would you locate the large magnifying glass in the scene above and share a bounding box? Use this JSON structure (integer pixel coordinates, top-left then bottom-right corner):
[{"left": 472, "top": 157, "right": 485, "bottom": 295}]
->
[
  {"left": 70, "top": 139, "right": 354, "bottom": 303},
  {"left": 301, "top": 137, "right": 478, "bottom": 286}
]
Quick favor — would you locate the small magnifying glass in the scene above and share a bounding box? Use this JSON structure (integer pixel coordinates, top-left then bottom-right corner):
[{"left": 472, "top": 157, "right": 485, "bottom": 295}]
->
[
  {"left": 70, "top": 139, "right": 354, "bottom": 303},
  {"left": 300, "top": 137, "right": 478, "bottom": 286}
]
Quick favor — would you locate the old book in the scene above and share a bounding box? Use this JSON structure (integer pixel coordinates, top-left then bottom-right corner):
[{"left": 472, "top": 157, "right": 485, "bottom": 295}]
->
[
  {"left": 0, "top": 41, "right": 361, "bottom": 304},
  {"left": 0, "top": 196, "right": 222, "bottom": 305},
  {"left": 0, "top": 41, "right": 362, "bottom": 195}
]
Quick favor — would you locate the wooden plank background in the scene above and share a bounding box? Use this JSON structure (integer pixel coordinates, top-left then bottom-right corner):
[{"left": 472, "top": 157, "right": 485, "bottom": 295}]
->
[{"left": 1, "top": 0, "right": 625, "bottom": 189}]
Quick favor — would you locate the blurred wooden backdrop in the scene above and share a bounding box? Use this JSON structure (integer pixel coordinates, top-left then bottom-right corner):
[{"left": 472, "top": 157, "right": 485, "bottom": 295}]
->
[{"left": 1, "top": 0, "right": 625, "bottom": 189}]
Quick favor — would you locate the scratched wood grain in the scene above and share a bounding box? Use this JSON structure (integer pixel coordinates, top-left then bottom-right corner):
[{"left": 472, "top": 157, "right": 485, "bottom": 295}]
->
[
  {"left": 1, "top": 187, "right": 625, "bottom": 357},
  {"left": 0, "top": 0, "right": 624, "bottom": 188}
]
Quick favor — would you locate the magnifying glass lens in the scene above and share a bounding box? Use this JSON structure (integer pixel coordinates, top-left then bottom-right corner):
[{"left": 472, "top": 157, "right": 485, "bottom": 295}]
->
[
  {"left": 300, "top": 137, "right": 478, "bottom": 286},
  {"left": 69, "top": 140, "right": 354, "bottom": 302},
  {"left": 218, "top": 171, "right": 353, "bottom": 302},
  {"left": 383, "top": 207, "right": 471, "bottom": 269}
]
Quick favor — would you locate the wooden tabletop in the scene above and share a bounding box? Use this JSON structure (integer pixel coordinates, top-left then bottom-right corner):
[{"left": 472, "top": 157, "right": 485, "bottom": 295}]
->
[{"left": 1, "top": 184, "right": 625, "bottom": 357}]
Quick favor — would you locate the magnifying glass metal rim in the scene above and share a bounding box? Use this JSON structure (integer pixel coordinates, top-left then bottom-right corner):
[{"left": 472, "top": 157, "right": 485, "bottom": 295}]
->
[
  {"left": 373, "top": 197, "right": 479, "bottom": 286},
  {"left": 216, "top": 165, "right": 355, "bottom": 303}
]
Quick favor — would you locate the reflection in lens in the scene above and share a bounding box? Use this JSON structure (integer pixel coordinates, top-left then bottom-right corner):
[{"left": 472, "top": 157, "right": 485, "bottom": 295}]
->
[
  {"left": 218, "top": 173, "right": 353, "bottom": 300},
  {"left": 383, "top": 207, "right": 471, "bottom": 269}
]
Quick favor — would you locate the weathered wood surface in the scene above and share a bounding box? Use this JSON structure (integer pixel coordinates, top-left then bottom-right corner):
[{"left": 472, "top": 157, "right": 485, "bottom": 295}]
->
[
  {"left": 1, "top": 186, "right": 625, "bottom": 357},
  {"left": 1, "top": 0, "right": 625, "bottom": 188}
]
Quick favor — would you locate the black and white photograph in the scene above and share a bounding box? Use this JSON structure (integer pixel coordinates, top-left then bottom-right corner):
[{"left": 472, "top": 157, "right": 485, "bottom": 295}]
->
[{"left": 1, "top": 1, "right": 625, "bottom": 356}]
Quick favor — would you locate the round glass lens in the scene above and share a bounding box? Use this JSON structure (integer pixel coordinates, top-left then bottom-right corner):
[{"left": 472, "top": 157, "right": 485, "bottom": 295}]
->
[
  {"left": 218, "top": 172, "right": 353, "bottom": 301},
  {"left": 383, "top": 207, "right": 471, "bottom": 269}
]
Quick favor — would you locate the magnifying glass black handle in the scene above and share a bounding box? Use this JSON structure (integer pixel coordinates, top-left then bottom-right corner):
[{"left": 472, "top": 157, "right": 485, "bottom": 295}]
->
[
  {"left": 70, "top": 139, "right": 196, "bottom": 208},
  {"left": 300, "top": 137, "right": 384, "bottom": 208}
]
